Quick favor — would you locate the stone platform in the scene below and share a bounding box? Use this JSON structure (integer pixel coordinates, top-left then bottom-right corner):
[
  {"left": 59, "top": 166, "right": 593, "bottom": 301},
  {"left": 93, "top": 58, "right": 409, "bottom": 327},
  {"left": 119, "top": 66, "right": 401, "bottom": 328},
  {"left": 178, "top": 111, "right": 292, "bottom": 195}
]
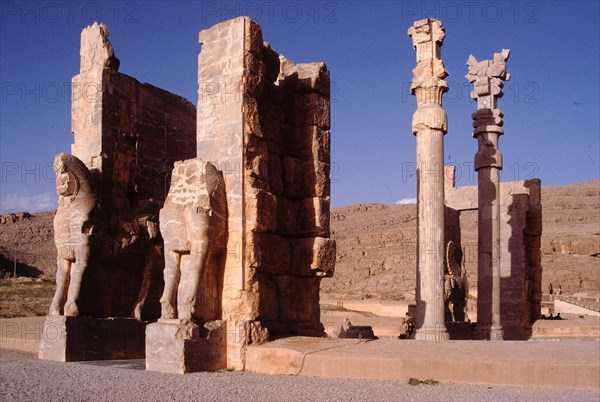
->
[
  {"left": 38, "top": 316, "right": 145, "bottom": 362},
  {"left": 246, "top": 337, "right": 600, "bottom": 389},
  {"left": 0, "top": 316, "right": 47, "bottom": 354}
]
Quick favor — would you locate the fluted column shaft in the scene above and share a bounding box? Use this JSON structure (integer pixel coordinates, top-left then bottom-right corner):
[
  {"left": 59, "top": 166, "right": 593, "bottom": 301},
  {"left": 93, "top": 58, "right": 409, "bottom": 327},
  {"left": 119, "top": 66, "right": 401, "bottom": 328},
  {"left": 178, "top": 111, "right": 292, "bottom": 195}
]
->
[{"left": 408, "top": 18, "right": 449, "bottom": 341}]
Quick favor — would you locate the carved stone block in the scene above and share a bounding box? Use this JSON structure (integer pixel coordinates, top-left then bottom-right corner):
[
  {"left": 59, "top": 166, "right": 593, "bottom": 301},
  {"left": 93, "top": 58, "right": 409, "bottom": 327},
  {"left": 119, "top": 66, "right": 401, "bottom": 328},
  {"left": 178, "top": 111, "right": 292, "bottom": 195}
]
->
[{"left": 145, "top": 320, "right": 227, "bottom": 374}]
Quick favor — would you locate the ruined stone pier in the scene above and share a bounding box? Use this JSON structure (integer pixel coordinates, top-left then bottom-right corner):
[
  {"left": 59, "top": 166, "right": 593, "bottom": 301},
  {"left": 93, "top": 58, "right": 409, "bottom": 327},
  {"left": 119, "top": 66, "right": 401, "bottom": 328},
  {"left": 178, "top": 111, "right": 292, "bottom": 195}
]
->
[
  {"left": 408, "top": 19, "right": 449, "bottom": 341},
  {"left": 467, "top": 50, "right": 510, "bottom": 340},
  {"left": 145, "top": 16, "right": 335, "bottom": 372}
]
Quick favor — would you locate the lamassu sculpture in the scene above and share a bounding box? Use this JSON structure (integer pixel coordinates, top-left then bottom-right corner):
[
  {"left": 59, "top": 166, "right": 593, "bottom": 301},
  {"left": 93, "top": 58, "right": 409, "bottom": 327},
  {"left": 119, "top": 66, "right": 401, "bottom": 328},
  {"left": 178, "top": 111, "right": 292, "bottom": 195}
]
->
[
  {"left": 158, "top": 159, "right": 227, "bottom": 321},
  {"left": 444, "top": 240, "right": 469, "bottom": 322},
  {"left": 49, "top": 153, "right": 99, "bottom": 316}
]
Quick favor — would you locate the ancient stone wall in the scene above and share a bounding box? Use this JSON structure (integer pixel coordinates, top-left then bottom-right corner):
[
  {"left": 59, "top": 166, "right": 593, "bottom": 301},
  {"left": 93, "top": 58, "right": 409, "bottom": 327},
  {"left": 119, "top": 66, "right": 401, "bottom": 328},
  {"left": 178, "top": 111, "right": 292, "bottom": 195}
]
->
[
  {"left": 196, "top": 17, "right": 334, "bottom": 369},
  {"left": 445, "top": 167, "right": 542, "bottom": 339},
  {"left": 70, "top": 23, "right": 196, "bottom": 320}
]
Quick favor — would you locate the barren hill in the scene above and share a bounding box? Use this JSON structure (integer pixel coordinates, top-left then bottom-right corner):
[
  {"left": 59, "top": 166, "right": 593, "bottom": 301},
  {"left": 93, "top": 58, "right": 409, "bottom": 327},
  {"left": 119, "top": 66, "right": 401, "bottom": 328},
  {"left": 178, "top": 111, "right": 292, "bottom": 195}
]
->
[
  {"left": 323, "top": 179, "right": 600, "bottom": 300},
  {"left": 0, "top": 212, "right": 55, "bottom": 279},
  {"left": 1, "top": 180, "right": 598, "bottom": 300}
]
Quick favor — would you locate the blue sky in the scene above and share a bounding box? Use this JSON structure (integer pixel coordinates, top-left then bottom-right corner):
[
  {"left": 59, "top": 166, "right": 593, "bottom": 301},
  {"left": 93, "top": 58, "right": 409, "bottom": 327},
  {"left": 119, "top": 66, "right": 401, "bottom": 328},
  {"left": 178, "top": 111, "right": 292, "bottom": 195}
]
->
[{"left": 1, "top": 1, "right": 599, "bottom": 213}]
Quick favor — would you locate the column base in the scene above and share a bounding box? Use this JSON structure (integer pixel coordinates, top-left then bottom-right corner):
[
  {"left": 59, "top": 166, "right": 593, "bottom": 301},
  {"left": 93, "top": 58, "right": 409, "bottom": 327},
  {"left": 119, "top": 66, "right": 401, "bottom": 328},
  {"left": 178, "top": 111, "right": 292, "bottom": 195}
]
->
[
  {"left": 38, "top": 316, "right": 145, "bottom": 362},
  {"left": 145, "top": 319, "right": 227, "bottom": 374},
  {"left": 414, "top": 326, "right": 449, "bottom": 341},
  {"left": 445, "top": 321, "right": 472, "bottom": 340},
  {"left": 472, "top": 324, "right": 504, "bottom": 341}
]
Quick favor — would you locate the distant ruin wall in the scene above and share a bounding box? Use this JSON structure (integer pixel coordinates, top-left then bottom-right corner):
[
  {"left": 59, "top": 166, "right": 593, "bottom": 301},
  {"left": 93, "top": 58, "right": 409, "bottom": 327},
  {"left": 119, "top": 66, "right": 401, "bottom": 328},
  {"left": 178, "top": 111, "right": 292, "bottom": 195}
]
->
[{"left": 445, "top": 167, "right": 542, "bottom": 339}]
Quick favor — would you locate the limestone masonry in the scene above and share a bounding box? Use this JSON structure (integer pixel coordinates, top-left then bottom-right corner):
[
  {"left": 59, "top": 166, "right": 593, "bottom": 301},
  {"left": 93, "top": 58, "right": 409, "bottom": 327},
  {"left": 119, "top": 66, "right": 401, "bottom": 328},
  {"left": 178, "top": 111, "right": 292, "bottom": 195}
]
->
[{"left": 190, "top": 17, "right": 334, "bottom": 370}]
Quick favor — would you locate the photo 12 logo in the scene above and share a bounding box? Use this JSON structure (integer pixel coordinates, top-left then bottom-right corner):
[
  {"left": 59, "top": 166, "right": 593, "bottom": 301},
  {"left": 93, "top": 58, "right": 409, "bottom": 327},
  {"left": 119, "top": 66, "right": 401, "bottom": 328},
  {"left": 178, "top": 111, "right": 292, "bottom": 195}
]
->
[
  {"left": 400, "top": 1, "right": 540, "bottom": 24},
  {"left": 200, "top": 1, "right": 339, "bottom": 24},
  {"left": 1, "top": 1, "right": 140, "bottom": 24}
]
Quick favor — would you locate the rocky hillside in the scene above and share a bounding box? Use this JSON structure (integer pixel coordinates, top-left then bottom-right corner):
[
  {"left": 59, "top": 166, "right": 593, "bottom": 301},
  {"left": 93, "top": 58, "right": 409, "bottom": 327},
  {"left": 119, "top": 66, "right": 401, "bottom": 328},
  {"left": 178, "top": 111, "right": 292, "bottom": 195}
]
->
[
  {"left": 0, "top": 212, "right": 55, "bottom": 279},
  {"left": 323, "top": 179, "right": 599, "bottom": 300},
  {"left": 1, "top": 180, "right": 598, "bottom": 299}
]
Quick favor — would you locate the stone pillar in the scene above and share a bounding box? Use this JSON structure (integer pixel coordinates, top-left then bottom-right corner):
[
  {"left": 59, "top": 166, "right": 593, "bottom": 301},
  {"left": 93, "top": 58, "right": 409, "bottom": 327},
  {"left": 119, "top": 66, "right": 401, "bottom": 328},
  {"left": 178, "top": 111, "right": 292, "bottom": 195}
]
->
[
  {"left": 466, "top": 49, "right": 510, "bottom": 340},
  {"left": 155, "top": 16, "right": 334, "bottom": 371},
  {"left": 408, "top": 19, "right": 449, "bottom": 341}
]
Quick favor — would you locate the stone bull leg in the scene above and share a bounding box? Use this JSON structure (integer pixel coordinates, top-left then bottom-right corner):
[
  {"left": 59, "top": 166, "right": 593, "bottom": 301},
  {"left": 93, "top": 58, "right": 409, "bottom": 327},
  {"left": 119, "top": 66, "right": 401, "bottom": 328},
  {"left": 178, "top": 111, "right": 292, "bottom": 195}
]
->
[
  {"left": 160, "top": 250, "right": 182, "bottom": 319},
  {"left": 49, "top": 253, "right": 71, "bottom": 315},
  {"left": 130, "top": 218, "right": 161, "bottom": 320},
  {"left": 132, "top": 244, "right": 162, "bottom": 320},
  {"left": 177, "top": 207, "right": 211, "bottom": 321},
  {"left": 63, "top": 240, "right": 91, "bottom": 316}
]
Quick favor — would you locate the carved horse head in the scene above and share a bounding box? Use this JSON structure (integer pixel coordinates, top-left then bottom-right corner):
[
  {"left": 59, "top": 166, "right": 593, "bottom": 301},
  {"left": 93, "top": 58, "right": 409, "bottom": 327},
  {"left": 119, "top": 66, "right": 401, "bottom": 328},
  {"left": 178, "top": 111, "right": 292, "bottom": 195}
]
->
[{"left": 53, "top": 153, "right": 98, "bottom": 210}]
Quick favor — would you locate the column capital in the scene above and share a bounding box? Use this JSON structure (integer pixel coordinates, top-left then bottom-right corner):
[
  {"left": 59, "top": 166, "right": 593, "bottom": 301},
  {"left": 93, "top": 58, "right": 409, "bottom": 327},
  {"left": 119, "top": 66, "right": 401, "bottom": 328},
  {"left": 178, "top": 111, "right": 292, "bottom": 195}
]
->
[
  {"left": 409, "top": 19, "right": 448, "bottom": 136},
  {"left": 409, "top": 19, "right": 448, "bottom": 93},
  {"left": 466, "top": 49, "right": 510, "bottom": 110}
]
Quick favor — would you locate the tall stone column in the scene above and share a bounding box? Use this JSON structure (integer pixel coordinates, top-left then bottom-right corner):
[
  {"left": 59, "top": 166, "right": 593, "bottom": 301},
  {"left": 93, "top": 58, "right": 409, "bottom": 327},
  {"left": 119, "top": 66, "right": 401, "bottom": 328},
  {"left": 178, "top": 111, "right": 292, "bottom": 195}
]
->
[
  {"left": 466, "top": 49, "right": 510, "bottom": 340},
  {"left": 408, "top": 19, "right": 449, "bottom": 341}
]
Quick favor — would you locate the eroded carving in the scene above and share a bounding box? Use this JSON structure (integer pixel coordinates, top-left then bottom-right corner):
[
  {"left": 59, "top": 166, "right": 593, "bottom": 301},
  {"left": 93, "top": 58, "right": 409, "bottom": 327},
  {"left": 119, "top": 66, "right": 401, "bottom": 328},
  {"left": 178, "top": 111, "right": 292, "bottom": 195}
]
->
[
  {"left": 125, "top": 215, "right": 162, "bottom": 320},
  {"left": 49, "top": 153, "right": 99, "bottom": 316},
  {"left": 158, "top": 159, "right": 227, "bottom": 321},
  {"left": 444, "top": 241, "right": 469, "bottom": 322}
]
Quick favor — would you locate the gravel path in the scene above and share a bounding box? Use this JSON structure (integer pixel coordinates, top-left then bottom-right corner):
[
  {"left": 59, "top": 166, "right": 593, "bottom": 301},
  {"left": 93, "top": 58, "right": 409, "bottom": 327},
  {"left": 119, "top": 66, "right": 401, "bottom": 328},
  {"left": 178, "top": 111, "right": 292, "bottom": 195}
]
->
[{"left": 1, "top": 350, "right": 598, "bottom": 401}]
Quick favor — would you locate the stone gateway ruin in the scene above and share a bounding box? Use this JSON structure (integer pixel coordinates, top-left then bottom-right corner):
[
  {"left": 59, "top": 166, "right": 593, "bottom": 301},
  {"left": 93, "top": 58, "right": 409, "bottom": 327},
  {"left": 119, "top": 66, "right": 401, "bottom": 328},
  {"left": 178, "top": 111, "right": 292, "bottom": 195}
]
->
[
  {"left": 39, "top": 17, "right": 335, "bottom": 371},
  {"left": 39, "top": 16, "right": 541, "bottom": 372}
]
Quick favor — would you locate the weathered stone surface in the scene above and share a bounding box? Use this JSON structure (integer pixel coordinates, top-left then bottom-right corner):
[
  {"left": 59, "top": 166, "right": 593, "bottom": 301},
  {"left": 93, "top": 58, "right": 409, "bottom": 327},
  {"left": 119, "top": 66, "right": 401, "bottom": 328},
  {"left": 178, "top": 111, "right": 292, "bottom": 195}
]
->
[
  {"left": 291, "top": 237, "right": 336, "bottom": 277},
  {"left": 444, "top": 241, "right": 468, "bottom": 322},
  {"left": 467, "top": 49, "right": 511, "bottom": 341},
  {"left": 249, "top": 233, "right": 291, "bottom": 274},
  {"left": 280, "top": 59, "right": 330, "bottom": 97},
  {"left": 67, "top": 23, "right": 196, "bottom": 323},
  {"left": 42, "top": 21, "right": 196, "bottom": 362},
  {"left": 274, "top": 276, "right": 322, "bottom": 323},
  {"left": 408, "top": 18, "right": 449, "bottom": 341},
  {"left": 192, "top": 16, "right": 334, "bottom": 370},
  {"left": 80, "top": 22, "right": 119, "bottom": 72},
  {"left": 445, "top": 172, "right": 542, "bottom": 340},
  {"left": 49, "top": 153, "right": 100, "bottom": 317},
  {"left": 38, "top": 316, "right": 144, "bottom": 362},
  {"left": 145, "top": 320, "right": 226, "bottom": 373},
  {"left": 158, "top": 160, "right": 227, "bottom": 322}
]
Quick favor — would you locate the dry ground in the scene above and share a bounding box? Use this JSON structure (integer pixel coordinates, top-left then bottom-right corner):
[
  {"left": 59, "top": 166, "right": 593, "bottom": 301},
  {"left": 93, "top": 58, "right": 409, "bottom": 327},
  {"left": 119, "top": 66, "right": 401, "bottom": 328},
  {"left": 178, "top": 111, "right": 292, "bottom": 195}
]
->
[{"left": 0, "top": 279, "right": 55, "bottom": 317}]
